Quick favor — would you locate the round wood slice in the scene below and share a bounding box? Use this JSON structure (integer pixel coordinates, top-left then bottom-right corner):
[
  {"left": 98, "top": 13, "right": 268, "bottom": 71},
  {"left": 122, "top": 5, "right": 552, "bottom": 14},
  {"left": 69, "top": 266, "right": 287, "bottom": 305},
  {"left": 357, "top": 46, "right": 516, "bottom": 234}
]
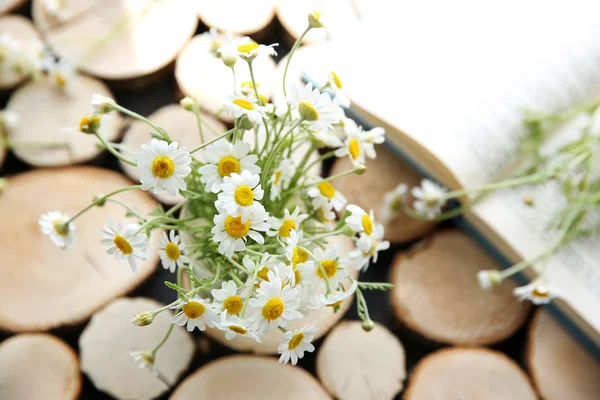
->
[
  {"left": 331, "top": 144, "right": 437, "bottom": 243},
  {"left": 120, "top": 104, "right": 225, "bottom": 205},
  {"left": 404, "top": 347, "right": 537, "bottom": 400},
  {"left": 0, "top": 15, "right": 43, "bottom": 90},
  {"left": 32, "top": 0, "right": 198, "bottom": 84},
  {"left": 0, "top": 0, "right": 26, "bottom": 14},
  {"left": 80, "top": 297, "right": 195, "bottom": 400},
  {"left": 202, "top": 232, "right": 359, "bottom": 354},
  {"left": 0, "top": 167, "right": 160, "bottom": 332},
  {"left": 6, "top": 76, "right": 121, "bottom": 167},
  {"left": 170, "top": 355, "right": 330, "bottom": 400},
  {"left": 0, "top": 333, "right": 81, "bottom": 400},
  {"left": 196, "top": 0, "right": 276, "bottom": 36},
  {"left": 527, "top": 309, "right": 600, "bottom": 400},
  {"left": 390, "top": 229, "right": 531, "bottom": 345},
  {"left": 316, "top": 321, "right": 406, "bottom": 400},
  {"left": 175, "top": 33, "right": 277, "bottom": 122}
]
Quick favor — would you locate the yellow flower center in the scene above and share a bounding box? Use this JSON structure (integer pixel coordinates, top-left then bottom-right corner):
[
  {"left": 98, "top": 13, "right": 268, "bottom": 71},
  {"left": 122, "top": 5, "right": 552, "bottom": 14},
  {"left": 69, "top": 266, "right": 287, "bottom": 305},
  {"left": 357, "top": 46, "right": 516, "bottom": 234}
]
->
[
  {"left": 274, "top": 170, "right": 283, "bottom": 185},
  {"left": 327, "top": 299, "right": 344, "bottom": 308},
  {"left": 55, "top": 73, "right": 66, "bottom": 88},
  {"left": 362, "top": 214, "right": 373, "bottom": 236},
  {"left": 182, "top": 301, "right": 205, "bottom": 319},
  {"left": 298, "top": 101, "right": 319, "bottom": 121},
  {"left": 257, "top": 266, "right": 270, "bottom": 282},
  {"left": 262, "top": 297, "right": 284, "bottom": 321},
  {"left": 258, "top": 94, "right": 269, "bottom": 105},
  {"left": 233, "top": 98, "right": 254, "bottom": 110},
  {"left": 78, "top": 114, "right": 102, "bottom": 134},
  {"left": 113, "top": 235, "right": 133, "bottom": 255},
  {"left": 151, "top": 156, "right": 175, "bottom": 179},
  {"left": 331, "top": 71, "right": 343, "bottom": 89},
  {"left": 317, "top": 259, "right": 337, "bottom": 279},
  {"left": 317, "top": 182, "right": 335, "bottom": 198},
  {"left": 165, "top": 242, "right": 180, "bottom": 260},
  {"left": 532, "top": 287, "right": 550, "bottom": 298},
  {"left": 53, "top": 220, "right": 69, "bottom": 236},
  {"left": 237, "top": 42, "right": 259, "bottom": 53},
  {"left": 348, "top": 138, "right": 360, "bottom": 160},
  {"left": 234, "top": 185, "right": 254, "bottom": 206},
  {"left": 223, "top": 295, "right": 243, "bottom": 315},
  {"left": 228, "top": 325, "right": 248, "bottom": 335},
  {"left": 224, "top": 215, "right": 251, "bottom": 239},
  {"left": 288, "top": 332, "right": 305, "bottom": 350},
  {"left": 292, "top": 247, "right": 309, "bottom": 268},
  {"left": 278, "top": 219, "right": 296, "bottom": 238},
  {"left": 294, "top": 268, "right": 302, "bottom": 284},
  {"left": 217, "top": 156, "right": 241, "bottom": 177}
]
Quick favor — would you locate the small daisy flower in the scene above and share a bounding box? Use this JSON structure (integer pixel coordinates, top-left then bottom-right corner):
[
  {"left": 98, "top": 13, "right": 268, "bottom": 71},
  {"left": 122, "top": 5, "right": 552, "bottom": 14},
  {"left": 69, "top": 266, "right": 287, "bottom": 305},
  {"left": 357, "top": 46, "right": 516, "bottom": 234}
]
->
[
  {"left": 477, "top": 270, "right": 502, "bottom": 291},
  {"left": 327, "top": 71, "right": 350, "bottom": 108},
  {"left": 287, "top": 82, "right": 341, "bottom": 131},
  {"left": 351, "top": 224, "right": 390, "bottom": 271},
  {"left": 310, "top": 280, "right": 358, "bottom": 309},
  {"left": 171, "top": 297, "right": 218, "bottom": 332},
  {"left": 308, "top": 10, "right": 324, "bottom": 28},
  {"left": 223, "top": 94, "right": 268, "bottom": 125},
  {"left": 267, "top": 263, "right": 296, "bottom": 287},
  {"left": 211, "top": 202, "right": 270, "bottom": 257},
  {"left": 269, "top": 158, "right": 295, "bottom": 201},
  {"left": 215, "top": 312, "right": 261, "bottom": 342},
  {"left": 267, "top": 206, "right": 308, "bottom": 239},
  {"left": 278, "top": 325, "right": 318, "bottom": 365},
  {"left": 134, "top": 139, "right": 192, "bottom": 196},
  {"left": 311, "top": 129, "right": 343, "bottom": 148},
  {"left": 198, "top": 139, "right": 260, "bottom": 193},
  {"left": 39, "top": 211, "right": 76, "bottom": 249},
  {"left": 307, "top": 180, "right": 346, "bottom": 211},
  {"left": 302, "top": 247, "right": 350, "bottom": 289},
  {"left": 345, "top": 205, "right": 375, "bottom": 236},
  {"left": 335, "top": 119, "right": 378, "bottom": 165},
  {"left": 248, "top": 277, "right": 302, "bottom": 334},
  {"left": 211, "top": 280, "right": 245, "bottom": 316},
  {"left": 129, "top": 350, "right": 155, "bottom": 371},
  {"left": 217, "top": 170, "right": 264, "bottom": 222},
  {"left": 97, "top": 216, "right": 151, "bottom": 272},
  {"left": 42, "top": 56, "right": 76, "bottom": 91},
  {"left": 381, "top": 184, "right": 408, "bottom": 224},
  {"left": 513, "top": 282, "right": 560, "bottom": 305},
  {"left": 244, "top": 253, "right": 280, "bottom": 288},
  {"left": 411, "top": 179, "right": 447, "bottom": 220},
  {"left": 158, "top": 230, "right": 189, "bottom": 272},
  {"left": 91, "top": 93, "right": 116, "bottom": 114},
  {"left": 284, "top": 230, "right": 310, "bottom": 270},
  {"left": 217, "top": 37, "right": 278, "bottom": 61},
  {"left": 314, "top": 201, "right": 336, "bottom": 222}
]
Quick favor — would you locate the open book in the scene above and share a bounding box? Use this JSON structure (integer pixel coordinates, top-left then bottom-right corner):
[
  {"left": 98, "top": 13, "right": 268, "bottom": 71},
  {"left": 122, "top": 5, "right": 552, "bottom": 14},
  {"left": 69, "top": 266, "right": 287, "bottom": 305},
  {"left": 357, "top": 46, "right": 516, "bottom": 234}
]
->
[{"left": 303, "top": 1, "right": 600, "bottom": 353}]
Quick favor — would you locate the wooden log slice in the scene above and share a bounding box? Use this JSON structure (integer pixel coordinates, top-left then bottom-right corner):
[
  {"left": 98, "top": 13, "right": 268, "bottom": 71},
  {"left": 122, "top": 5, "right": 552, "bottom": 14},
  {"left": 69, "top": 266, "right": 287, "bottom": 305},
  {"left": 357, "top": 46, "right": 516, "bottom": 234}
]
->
[
  {"left": 6, "top": 76, "right": 121, "bottom": 167},
  {"left": 404, "top": 347, "right": 538, "bottom": 400},
  {"left": 0, "top": 0, "right": 26, "bottom": 14},
  {"left": 175, "top": 33, "right": 277, "bottom": 122},
  {"left": 170, "top": 355, "right": 331, "bottom": 400},
  {"left": 120, "top": 104, "right": 225, "bottom": 205},
  {"left": 196, "top": 0, "right": 276, "bottom": 36},
  {"left": 390, "top": 229, "right": 531, "bottom": 345},
  {"left": 331, "top": 144, "right": 437, "bottom": 243},
  {"left": 0, "top": 167, "right": 160, "bottom": 332},
  {"left": 316, "top": 321, "right": 406, "bottom": 400},
  {"left": 32, "top": 0, "right": 198, "bottom": 85},
  {"left": 80, "top": 297, "right": 195, "bottom": 400},
  {"left": 0, "top": 15, "right": 43, "bottom": 90},
  {"left": 527, "top": 309, "right": 600, "bottom": 400},
  {"left": 0, "top": 333, "right": 81, "bottom": 400}
]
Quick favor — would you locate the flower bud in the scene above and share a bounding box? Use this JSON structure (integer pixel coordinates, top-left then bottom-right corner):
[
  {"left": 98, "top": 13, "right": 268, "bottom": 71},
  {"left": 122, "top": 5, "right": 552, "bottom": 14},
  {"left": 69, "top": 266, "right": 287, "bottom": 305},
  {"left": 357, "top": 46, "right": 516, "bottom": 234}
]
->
[
  {"left": 180, "top": 97, "right": 195, "bottom": 111},
  {"left": 342, "top": 224, "right": 356, "bottom": 237},
  {"left": 477, "top": 270, "right": 503, "bottom": 291},
  {"left": 308, "top": 11, "right": 324, "bottom": 29},
  {"left": 220, "top": 48, "right": 238, "bottom": 68},
  {"left": 91, "top": 93, "right": 116, "bottom": 114},
  {"left": 354, "top": 164, "right": 367, "bottom": 175},
  {"left": 361, "top": 318, "right": 375, "bottom": 332},
  {"left": 523, "top": 196, "right": 535, "bottom": 206},
  {"left": 131, "top": 311, "right": 155, "bottom": 327},
  {"left": 79, "top": 114, "right": 102, "bottom": 134}
]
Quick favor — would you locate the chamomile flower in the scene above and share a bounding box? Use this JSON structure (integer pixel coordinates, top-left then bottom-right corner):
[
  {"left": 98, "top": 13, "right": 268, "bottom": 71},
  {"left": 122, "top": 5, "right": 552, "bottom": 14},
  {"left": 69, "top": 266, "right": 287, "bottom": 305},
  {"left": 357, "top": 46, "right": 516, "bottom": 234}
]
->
[
  {"left": 211, "top": 202, "right": 270, "bottom": 257},
  {"left": 277, "top": 325, "right": 318, "bottom": 365},
  {"left": 302, "top": 247, "right": 350, "bottom": 289},
  {"left": 335, "top": 119, "right": 377, "bottom": 165},
  {"left": 327, "top": 71, "right": 350, "bottom": 108},
  {"left": 513, "top": 282, "right": 560, "bottom": 305},
  {"left": 248, "top": 277, "right": 302, "bottom": 334},
  {"left": 314, "top": 201, "right": 336, "bottom": 222},
  {"left": 381, "top": 184, "right": 408, "bottom": 224},
  {"left": 311, "top": 129, "right": 343, "bottom": 148},
  {"left": 351, "top": 224, "right": 390, "bottom": 271},
  {"left": 286, "top": 82, "right": 341, "bottom": 130},
  {"left": 284, "top": 230, "right": 310, "bottom": 269},
  {"left": 412, "top": 179, "right": 447, "bottom": 220},
  {"left": 267, "top": 263, "right": 296, "bottom": 287},
  {"left": 244, "top": 253, "right": 279, "bottom": 287},
  {"left": 43, "top": 56, "right": 76, "bottom": 91},
  {"left": 39, "top": 211, "right": 76, "bottom": 249},
  {"left": 223, "top": 94, "right": 268, "bottom": 125},
  {"left": 217, "top": 37, "right": 278, "bottom": 61},
  {"left": 217, "top": 170, "right": 264, "bottom": 222},
  {"left": 477, "top": 270, "right": 502, "bottom": 291},
  {"left": 345, "top": 205, "right": 375, "bottom": 236},
  {"left": 198, "top": 139, "right": 260, "bottom": 193},
  {"left": 307, "top": 180, "right": 346, "bottom": 211},
  {"left": 211, "top": 280, "right": 245, "bottom": 316},
  {"left": 267, "top": 206, "right": 308, "bottom": 238},
  {"left": 269, "top": 158, "right": 295, "bottom": 201},
  {"left": 310, "top": 280, "right": 358, "bottom": 309},
  {"left": 129, "top": 350, "right": 155, "bottom": 371},
  {"left": 91, "top": 93, "right": 116, "bottom": 114},
  {"left": 158, "top": 230, "right": 189, "bottom": 272},
  {"left": 97, "top": 216, "right": 151, "bottom": 272},
  {"left": 215, "top": 312, "right": 261, "bottom": 342},
  {"left": 134, "top": 139, "right": 192, "bottom": 196},
  {"left": 171, "top": 297, "right": 218, "bottom": 332}
]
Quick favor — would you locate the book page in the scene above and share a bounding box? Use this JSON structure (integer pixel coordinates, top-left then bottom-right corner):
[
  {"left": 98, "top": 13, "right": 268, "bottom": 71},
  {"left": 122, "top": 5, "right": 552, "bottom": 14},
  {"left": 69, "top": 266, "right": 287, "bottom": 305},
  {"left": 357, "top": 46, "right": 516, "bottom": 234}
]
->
[{"left": 302, "top": 0, "right": 600, "bottom": 188}]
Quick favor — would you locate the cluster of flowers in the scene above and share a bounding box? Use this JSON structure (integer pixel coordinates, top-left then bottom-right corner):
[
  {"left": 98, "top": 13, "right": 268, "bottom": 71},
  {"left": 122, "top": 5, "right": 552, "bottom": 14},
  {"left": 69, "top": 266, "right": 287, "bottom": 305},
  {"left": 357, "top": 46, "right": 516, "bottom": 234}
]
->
[{"left": 39, "top": 13, "right": 392, "bottom": 369}]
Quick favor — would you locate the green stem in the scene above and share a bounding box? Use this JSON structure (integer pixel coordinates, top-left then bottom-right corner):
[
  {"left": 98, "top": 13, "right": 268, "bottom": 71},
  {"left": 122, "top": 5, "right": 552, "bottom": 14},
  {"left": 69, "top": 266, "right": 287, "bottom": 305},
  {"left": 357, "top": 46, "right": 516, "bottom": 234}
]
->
[
  {"left": 282, "top": 26, "right": 311, "bottom": 97},
  {"left": 190, "top": 127, "right": 239, "bottom": 154},
  {"left": 104, "top": 198, "right": 146, "bottom": 221},
  {"left": 289, "top": 166, "right": 360, "bottom": 195},
  {"left": 260, "top": 119, "right": 303, "bottom": 187},
  {"left": 94, "top": 132, "right": 137, "bottom": 165},
  {"left": 66, "top": 185, "right": 142, "bottom": 224},
  {"left": 301, "top": 229, "right": 344, "bottom": 244},
  {"left": 228, "top": 272, "right": 245, "bottom": 286},
  {"left": 151, "top": 324, "right": 174, "bottom": 356},
  {"left": 193, "top": 96, "right": 205, "bottom": 143},
  {"left": 442, "top": 172, "right": 548, "bottom": 201},
  {"left": 112, "top": 104, "right": 171, "bottom": 142}
]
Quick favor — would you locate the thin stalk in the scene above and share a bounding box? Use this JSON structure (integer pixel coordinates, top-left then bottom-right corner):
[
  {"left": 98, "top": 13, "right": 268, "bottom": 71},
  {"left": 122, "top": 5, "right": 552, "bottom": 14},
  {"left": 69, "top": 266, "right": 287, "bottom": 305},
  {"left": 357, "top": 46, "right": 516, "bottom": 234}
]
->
[
  {"left": 66, "top": 185, "right": 142, "bottom": 224},
  {"left": 94, "top": 132, "right": 136, "bottom": 165},
  {"left": 190, "top": 127, "right": 239, "bottom": 154},
  {"left": 282, "top": 26, "right": 311, "bottom": 97}
]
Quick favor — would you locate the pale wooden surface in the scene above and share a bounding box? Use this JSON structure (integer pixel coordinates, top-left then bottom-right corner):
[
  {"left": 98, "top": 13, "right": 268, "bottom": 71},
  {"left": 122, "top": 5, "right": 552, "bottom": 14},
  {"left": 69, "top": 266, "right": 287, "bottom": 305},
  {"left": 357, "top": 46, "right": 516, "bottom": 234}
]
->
[
  {"left": 80, "top": 297, "right": 195, "bottom": 400},
  {"left": 528, "top": 309, "right": 600, "bottom": 400},
  {"left": 331, "top": 144, "right": 437, "bottom": 243},
  {"left": 316, "top": 321, "right": 406, "bottom": 400},
  {"left": 0, "top": 167, "right": 160, "bottom": 332},
  {"left": 196, "top": 0, "right": 276, "bottom": 36},
  {"left": 0, "top": 333, "right": 81, "bottom": 400},
  {"left": 170, "top": 355, "right": 331, "bottom": 400},
  {"left": 0, "top": 14, "right": 43, "bottom": 90},
  {"left": 390, "top": 229, "right": 531, "bottom": 345},
  {"left": 120, "top": 104, "right": 225, "bottom": 205},
  {"left": 404, "top": 347, "right": 538, "bottom": 400},
  {"left": 6, "top": 76, "right": 121, "bottom": 166}
]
